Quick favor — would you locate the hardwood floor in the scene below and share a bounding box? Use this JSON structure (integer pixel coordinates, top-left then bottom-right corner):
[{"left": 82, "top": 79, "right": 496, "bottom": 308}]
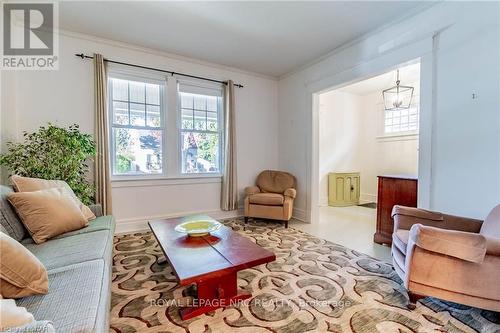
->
[{"left": 290, "top": 205, "right": 392, "bottom": 262}]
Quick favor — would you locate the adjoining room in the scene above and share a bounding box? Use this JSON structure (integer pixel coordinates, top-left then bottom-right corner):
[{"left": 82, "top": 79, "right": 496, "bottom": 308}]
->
[{"left": 308, "top": 62, "right": 420, "bottom": 261}]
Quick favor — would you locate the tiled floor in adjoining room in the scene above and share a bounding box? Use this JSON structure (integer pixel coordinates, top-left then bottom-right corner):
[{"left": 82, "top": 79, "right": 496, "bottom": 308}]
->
[{"left": 290, "top": 205, "right": 392, "bottom": 262}]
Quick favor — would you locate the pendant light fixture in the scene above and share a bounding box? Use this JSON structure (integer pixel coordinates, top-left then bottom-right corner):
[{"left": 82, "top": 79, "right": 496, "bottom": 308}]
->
[{"left": 382, "top": 69, "right": 414, "bottom": 111}]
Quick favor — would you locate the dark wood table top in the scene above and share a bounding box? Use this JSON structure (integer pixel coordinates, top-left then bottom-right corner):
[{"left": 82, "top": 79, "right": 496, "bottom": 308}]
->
[{"left": 149, "top": 215, "right": 276, "bottom": 285}]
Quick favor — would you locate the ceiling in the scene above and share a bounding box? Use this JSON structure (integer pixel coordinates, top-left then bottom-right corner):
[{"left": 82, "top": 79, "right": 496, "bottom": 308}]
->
[
  {"left": 338, "top": 62, "right": 421, "bottom": 96},
  {"left": 59, "top": 1, "right": 433, "bottom": 78}
]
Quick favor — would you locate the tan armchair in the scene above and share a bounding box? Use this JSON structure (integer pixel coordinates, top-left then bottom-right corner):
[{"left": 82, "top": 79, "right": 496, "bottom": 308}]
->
[
  {"left": 244, "top": 170, "right": 297, "bottom": 228},
  {"left": 391, "top": 204, "right": 500, "bottom": 311}
]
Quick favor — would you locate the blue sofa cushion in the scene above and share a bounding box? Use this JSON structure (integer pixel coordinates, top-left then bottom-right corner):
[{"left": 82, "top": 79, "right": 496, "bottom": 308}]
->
[
  {"left": 17, "top": 260, "right": 110, "bottom": 333},
  {"left": 24, "top": 230, "right": 113, "bottom": 271}
]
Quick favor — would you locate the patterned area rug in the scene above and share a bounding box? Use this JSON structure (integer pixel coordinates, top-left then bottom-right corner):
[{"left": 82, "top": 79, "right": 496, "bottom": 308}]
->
[{"left": 110, "top": 218, "right": 500, "bottom": 333}]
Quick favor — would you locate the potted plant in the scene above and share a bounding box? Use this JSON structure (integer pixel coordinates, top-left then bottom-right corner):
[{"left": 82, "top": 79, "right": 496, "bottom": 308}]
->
[{"left": 0, "top": 124, "right": 96, "bottom": 205}]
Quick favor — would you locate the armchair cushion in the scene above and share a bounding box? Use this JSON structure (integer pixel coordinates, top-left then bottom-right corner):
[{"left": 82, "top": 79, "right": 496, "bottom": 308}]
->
[
  {"left": 248, "top": 193, "right": 284, "bottom": 206},
  {"left": 410, "top": 224, "right": 487, "bottom": 263},
  {"left": 245, "top": 186, "right": 261, "bottom": 196},
  {"left": 284, "top": 188, "right": 296, "bottom": 199},
  {"left": 392, "top": 229, "right": 409, "bottom": 254}
]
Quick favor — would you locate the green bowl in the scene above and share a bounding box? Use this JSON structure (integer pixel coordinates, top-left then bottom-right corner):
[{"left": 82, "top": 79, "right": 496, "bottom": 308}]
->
[{"left": 174, "top": 220, "right": 222, "bottom": 237}]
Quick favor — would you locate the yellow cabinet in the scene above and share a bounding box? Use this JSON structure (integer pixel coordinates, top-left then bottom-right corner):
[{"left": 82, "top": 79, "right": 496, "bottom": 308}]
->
[{"left": 328, "top": 172, "right": 360, "bottom": 206}]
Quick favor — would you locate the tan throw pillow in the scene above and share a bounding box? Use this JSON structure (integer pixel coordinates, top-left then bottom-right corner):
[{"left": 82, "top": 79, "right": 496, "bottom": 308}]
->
[
  {"left": 0, "top": 232, "right": 48, "bottom": 298},
  {"left": 7, "top": 188, "right": 88, "bottom": 244},
  {"left": 0, "top": 299, "right": 35, "bottom": 329},
  {"left": 11, "top": 175, "right": 96, "bottom": 221}
]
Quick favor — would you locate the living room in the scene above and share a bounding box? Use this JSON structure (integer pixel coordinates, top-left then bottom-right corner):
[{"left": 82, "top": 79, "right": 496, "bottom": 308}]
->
[{"left": 0, "top": 1, "right": 499, "bottom": 333}]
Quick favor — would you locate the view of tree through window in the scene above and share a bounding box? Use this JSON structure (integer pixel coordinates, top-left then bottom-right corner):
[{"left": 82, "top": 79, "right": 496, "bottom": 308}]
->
[
  {"left": 108, "top": 73, "right": 223, "bottom": 178},
  {"left": 110, "top": 78, "right": 163, "bottom": 175},
  {"left": 180, "top": 91, "right": 221, "bottom": 174}
]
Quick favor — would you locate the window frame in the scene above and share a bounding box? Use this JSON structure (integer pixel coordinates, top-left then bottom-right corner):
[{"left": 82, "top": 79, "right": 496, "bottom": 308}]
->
[
  {"left": 108, "top": 70, "right": 168, "bottom": 180},
  {"left": 107, "top": 66, "right": 224, "bottom": 181},
  {"left": 177, "top": 81, "right": 224, "bottom": 177}
]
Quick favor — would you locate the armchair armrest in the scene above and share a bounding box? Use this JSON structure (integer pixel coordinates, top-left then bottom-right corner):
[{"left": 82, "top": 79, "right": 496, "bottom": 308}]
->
[
  {"left": 245, "top": 186, "right": 260, "bottom": 196},
  {"left": 486, "top": 237, "right": 500, "bottom": 256},
  {"left": 409, "top": 224, "right": 487, "bottom": 263},
  {"left": 284, "top": 188, "right": 296, "bottom": 199},
  {"left": 392, "top": 205, "right": 483, "bottom": 233}
]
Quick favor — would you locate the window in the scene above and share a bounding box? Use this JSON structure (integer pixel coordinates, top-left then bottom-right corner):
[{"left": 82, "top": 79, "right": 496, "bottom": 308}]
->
[
  {"left": 108, "top": 69, "right": 224, "bottom": 179},
  {"left": 179, "top": 83, "right": 223, "bottom": 174},
  {"left": 109, "top": 76, "right": 165, "bottom": 176},
  {"left": 384, "top": 104, "right": 419, "bottom": 134}
]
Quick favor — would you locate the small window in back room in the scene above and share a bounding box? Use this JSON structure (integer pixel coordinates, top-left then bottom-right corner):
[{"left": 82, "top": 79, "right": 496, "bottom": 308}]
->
[{"left": 384, "top": 104, "right": 419, "bottom": 134}]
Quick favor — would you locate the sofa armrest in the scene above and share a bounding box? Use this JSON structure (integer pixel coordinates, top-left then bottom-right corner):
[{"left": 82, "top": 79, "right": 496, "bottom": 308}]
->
[
  {"left": 410, "top": 224, "right": 487, "bottom": 263},
  {"left": 392, "top": 205, "right": 483, "bottom": 233},
  {"left": 88, "top": 204, "right": 103, "bottom": 217},
  {"left": 284, "top": 188, "right": 296, "bottom": 199},
  {"left": 486, "top": 237, "right": 500, "bottom": 256},
  {"left": 245, "top": 186, "right": 260, "bottom": 196}
]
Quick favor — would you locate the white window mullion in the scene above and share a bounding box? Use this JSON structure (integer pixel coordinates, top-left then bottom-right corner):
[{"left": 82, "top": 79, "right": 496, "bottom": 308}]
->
[{"left": 166, "top": 76, "right": 179, "bottom": 177}]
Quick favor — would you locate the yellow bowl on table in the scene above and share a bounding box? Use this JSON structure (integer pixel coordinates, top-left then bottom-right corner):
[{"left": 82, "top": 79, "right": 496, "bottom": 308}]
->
[{"left": 174, "top": 220, "right": 222, "bottom": 237}]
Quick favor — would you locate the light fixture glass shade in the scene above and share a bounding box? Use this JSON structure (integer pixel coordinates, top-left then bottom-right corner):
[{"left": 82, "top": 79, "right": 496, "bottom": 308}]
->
[{"left": 382, "top": 70, "right": 414, "bottom": 111}]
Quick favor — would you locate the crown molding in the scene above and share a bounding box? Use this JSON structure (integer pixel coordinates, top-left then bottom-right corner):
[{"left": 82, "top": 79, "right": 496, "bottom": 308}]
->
[
  {"left": 58, "top": 29, "right": 278, "bottom": 82},
  {"left": 279, "top": 1, "right": 439, "bottom": 80}
]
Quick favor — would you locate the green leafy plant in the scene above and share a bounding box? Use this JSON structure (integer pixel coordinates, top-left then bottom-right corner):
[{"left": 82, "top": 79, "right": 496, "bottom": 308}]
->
[{"left": 0, "top": 124, "right": 96, "bottom": 204}]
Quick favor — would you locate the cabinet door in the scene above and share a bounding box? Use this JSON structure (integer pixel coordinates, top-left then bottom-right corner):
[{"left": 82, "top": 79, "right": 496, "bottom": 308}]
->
[{"left": 328, "top": 173, "right": 360, "bottom": 206}]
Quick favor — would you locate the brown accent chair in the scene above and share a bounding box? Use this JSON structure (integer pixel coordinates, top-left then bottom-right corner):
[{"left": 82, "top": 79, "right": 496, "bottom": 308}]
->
[
  {"left": 391, "top": 204, "right": 500, "bottom": 311},
  {"left": 244, "top": 170, "right": 297, "bottom": 228}
]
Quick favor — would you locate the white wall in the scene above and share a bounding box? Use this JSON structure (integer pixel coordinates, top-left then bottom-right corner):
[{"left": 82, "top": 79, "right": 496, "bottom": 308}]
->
[
  {"left": 318, "top": 91, "right": 361, "bottom": 205},
  {"left": 279, "top": 2, "right": 500, "bottom": 220},
  {"left": 0, "top": 32, "right": 279, "bottom": 232},
  {"left": 318, "top": 89, "right": 419, "bottom": 206}
]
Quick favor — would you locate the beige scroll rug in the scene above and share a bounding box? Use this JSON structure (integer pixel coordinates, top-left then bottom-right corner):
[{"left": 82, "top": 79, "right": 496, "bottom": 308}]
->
[{"left": 110, "top": 218, "right": 500, "bottom": 333}]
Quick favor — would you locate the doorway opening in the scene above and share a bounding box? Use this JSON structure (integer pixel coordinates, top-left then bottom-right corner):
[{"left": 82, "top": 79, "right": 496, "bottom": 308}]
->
[{"left": 315, "top": 61, "right": 420, "bottom": 260}]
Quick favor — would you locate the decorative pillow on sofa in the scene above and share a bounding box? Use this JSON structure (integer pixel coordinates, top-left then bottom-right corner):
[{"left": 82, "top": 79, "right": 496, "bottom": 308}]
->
[
  {"left": 0, "top": 299, "right": 35, "bottom": 330},
  {"left": 0, "top": 232, "right": 48, "bottom": 298},
  {"left": 7, "top": 188, "right": 88, "bottom": 244},
  {"left": 10, "top": 175, "right": 95, "bottom": 221}
]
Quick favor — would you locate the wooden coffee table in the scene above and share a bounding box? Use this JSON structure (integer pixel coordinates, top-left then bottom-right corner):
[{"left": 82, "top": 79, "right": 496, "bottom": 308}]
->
[{"left": 148, "top": 215, "right": 276, "bottom": 320}]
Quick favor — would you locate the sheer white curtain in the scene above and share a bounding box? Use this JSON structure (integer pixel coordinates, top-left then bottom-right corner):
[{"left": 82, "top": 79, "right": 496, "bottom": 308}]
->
[
  {"left": 221, "top": 80, "right": 238, "bottom": 211},
  {"left": 93, "top": 54, "right": 112, "bottom": 214}
]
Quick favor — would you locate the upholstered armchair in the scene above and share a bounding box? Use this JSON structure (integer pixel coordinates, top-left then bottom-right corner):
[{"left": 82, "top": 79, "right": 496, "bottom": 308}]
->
[
  {"left": 244, "top": 170, "right": 297, "bottom": 228},
  {"left": 391, "top": 204, "right": 500, "bottom": 311}
]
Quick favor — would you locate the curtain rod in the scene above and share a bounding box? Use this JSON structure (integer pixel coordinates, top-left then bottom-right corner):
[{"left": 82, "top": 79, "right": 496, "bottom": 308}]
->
[{"left": 75, "top": 53, "right": 244, "bottom": 88}]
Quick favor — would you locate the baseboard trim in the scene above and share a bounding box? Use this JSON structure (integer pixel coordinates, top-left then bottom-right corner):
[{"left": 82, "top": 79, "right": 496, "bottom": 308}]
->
[
  {"left": 292, "top": 208, "right": 307, "bottom": 222},
  {"left": 116, "top": 206, "right": 307, "bottom": 234},
  {"left": 360, "top": 193, "right": 377, "bottom": 204},
  {"left": 115, "top": 209, "right": 243, "bottom": 234}
]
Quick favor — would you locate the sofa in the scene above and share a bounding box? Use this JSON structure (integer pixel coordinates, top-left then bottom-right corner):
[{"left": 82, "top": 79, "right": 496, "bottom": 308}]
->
[
  {"left": 391, "top": 204, "right": 500, "bottom": 311},
  {"left": 0, "top": 185, "right": 115, "bottom": 332},
  {"left": 244, "top": 170, "right": 297, "bottom": 228}
]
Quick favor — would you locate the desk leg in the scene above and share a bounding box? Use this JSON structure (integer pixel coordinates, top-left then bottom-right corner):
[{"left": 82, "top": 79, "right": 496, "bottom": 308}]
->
[{"left": 179, "top": 271, "right": 251, "bottom": 320}]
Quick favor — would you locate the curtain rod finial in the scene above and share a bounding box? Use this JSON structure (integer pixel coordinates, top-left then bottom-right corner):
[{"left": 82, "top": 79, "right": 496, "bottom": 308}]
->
[{"left": 75, "top": 53, "right": 85, "bottom": 59}]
